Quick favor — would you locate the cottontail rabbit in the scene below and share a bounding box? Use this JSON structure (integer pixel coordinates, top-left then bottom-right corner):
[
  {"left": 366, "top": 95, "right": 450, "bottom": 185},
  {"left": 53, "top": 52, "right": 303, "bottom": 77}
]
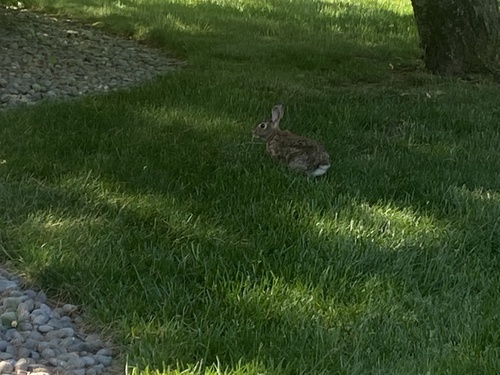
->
[{"left": 252, "top": 104, "right": 330, "bottom": 177}]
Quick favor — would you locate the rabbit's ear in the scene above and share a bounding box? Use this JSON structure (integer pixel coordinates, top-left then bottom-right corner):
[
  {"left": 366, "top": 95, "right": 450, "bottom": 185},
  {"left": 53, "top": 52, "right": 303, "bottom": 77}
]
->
[{"left": 271, "top": 105, "right": 284, "bottom": 123}]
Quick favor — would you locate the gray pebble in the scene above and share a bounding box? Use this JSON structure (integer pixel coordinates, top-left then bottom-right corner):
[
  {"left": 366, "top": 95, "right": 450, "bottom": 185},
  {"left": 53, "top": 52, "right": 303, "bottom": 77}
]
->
[
  {"left": 93, "top": 363, "right": 105, "bottom": 374},
  {"left": 23, "top": 289, "right": 37, "bottom": 299},
  {"left": 58, "top": 352, "right": 79, "bottom": 361},
  {"left": 0, "top": 280, "right": 17, "bottom": 292},
  {"left": 54, "top": 307, "right": 64, "bottom": 316},
  {"left": 0, "top": 312, "right": 17, "bottom": 327},
  {"left": 60, "top": 316, "right": 73, "bottom": 326},
  {"left": 51, "top": 309, "right": 61, "bottom": 319},
  {"left": 9, "top": 331, "right": 25, "bottom": 346},
  {"left": 0, "top": 352, "right": 13, "bottom": 360},
  {"left": 19, "top": 322, "right": 33, "bottom": 331},
  {"left": 41, "top": 348, "right": 56, "bottom": 359},
  {"left": 4, "top": 329, "right": 17, "bottom": 341},
  {"left": 25, "top": 338, "right": 38, "bottom": 350},
  {"left": 60, "top": 336, "right": 77, "bottom": 347},
  {"left": 39, "top": 303, "right": 53, "bottom": 316},
  {"left": 67, "top": 341, "right": 85, "bottom": 352},
  {"left": 95, "top": 355, "right": 112, "bottom": 366},
  {"left": 95, "top": 348, "right": 112, "bottom": 356},
  {"left": 18, "top": 300, "right": 34, "bottom": 321},
  {"left": 3, "top": 296, "right": 28, "bottom": 309},
  {"left": 62, "top": 304, "right": 78, "bottom": 314},
  {"left": 17, "top": 347, "right": 31, "bottom": 358},
  {"left": 66, "top": 357, "right": 86, "bottom": 369},
  {"left": 38, "top": 324, "right": 54, "bottom": 333},
  {"left": 48, "top": 357, "right": 64, "bottom": 367},
  {"left": 29, "top": 331, "right": 43, "bottom": 341},
  {"left": 36, "top": 291, "right": 47, "bottom": 304},
  {"left": 29, "top": 351, "right": 40, "bottom": 360},
  {"left": 32, "top": 313, "right": 49, "bottom": 325},
  {"left": 81, "top": 356, "right": 96, "bottom": 366},
  {"left": 37, "top": 341, "right": 50, "bottom": 352},
  {"left": 45, "top": 327, "right": 74, "bottom": 340},
  {"left": 47, "top": 317, "right": 64, "bottom": 328}
]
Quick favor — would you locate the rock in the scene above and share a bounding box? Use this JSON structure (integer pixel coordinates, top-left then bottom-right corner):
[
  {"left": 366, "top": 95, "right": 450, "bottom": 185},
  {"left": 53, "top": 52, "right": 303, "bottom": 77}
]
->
[
  {"left": 23, "top": 290, "right": 37, "bottom": 299},
  {"left": 32, "top": 313, "right": 49, "bottom": 325},
  {"left": 3, "top": 296, "right": 26, "bottom": 309},
  {"left": 8, "top": 330, "right": 25, "bottom": 346},
  {"left": 19, "top": 322, "right": 33, "bottom": 331},
  {"left": 4, "top": 345, "right": 15, "bottom": 354},
  {"left": 0, "top": 360, "right": 14, "bottom": 373},
  {"left": 81, "top": 356, "right": 96, "bottom": 366},
  {"left": 0, "top": 352, "right": 14, "bottom": 360},
  {"left": 0, "top": 312, "right": 17, "bottom": 327},
  {"left": 60, "top": 336, "right": 77, "bottom": 348},
  {"left": 18, "top": 300, "right": 34, "bottom": 321},
  {"left": 30, "top": 351, "right": 40, "bottom": 360},
  {"left": 95, "top": 348, "right": 112, "bottom": 357},
  {"left": 62, "top": 304, "right": 78, "bottom": 314},
  {"left": 38, "top": 304, "right": 52, "bottom": 316},
  {"left": 59, "top": 316, "right": 73, "bottom": 327},
  {"left": 66, "top": 357, "right": 86, "bottom": 369},
  {"left": 34, "top": 291, "right": 47, "bottom": 304},
  {"left": 40, "top": 348, "right": 56, "bottom": 360},
  {"left": 45, "top": 327, "right": 74, "bottom": 340},
  {"left": 28, "top": 331, "right": 43, "bottom": 341},
  {"left": 48, "top": 357, "right": 63, "bottom": 367},
  {"left": 47, "top": 318, "right": 64, "bottom": 329},
  {"left": 36, "top": 341, "right": 50, "bottom": 353},
  {"left": 4, "top": 329, "right": 17, "bottom": 341},
  {"left": 17, "top": 347, "right": 31, "bottom": 358},
  {"left": 37, "top": 324, "right": 54, "bottom": 333},
  {"left": 95, "top": 355, "right": 112, "bottom": 366},
  {"left": 0, "top": 280, "right": 17, "bottom": 292}
]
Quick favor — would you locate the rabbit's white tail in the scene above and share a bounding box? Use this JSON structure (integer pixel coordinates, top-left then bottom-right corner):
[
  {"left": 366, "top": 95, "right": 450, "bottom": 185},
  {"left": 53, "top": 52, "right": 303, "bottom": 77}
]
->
[{"left": 310, "top": 163, "right": 330, "bottom": 177}]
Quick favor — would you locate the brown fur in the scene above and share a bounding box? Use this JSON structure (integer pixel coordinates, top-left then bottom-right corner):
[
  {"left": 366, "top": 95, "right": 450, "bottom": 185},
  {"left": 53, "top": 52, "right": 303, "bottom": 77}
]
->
[{"left": 252, "top": 105, "right": 330, "bottom": 177}]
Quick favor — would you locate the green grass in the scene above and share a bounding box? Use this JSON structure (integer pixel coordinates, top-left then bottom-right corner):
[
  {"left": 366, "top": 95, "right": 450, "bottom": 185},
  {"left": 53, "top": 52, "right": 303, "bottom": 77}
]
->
[{"left": 1, "top": 0, "right": 500, "bottom": 374}]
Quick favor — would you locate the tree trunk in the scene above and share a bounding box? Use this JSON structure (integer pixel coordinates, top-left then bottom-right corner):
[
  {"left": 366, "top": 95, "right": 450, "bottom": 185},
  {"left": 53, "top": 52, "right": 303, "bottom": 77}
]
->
[{"left": 410, "top": 0, "right": 500, "bottom": 75}]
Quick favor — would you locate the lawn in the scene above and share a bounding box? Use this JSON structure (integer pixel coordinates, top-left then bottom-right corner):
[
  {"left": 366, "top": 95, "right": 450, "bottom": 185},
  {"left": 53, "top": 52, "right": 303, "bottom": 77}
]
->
[{"left": 1, "top": 0, "right": 500, "bottom": 374}]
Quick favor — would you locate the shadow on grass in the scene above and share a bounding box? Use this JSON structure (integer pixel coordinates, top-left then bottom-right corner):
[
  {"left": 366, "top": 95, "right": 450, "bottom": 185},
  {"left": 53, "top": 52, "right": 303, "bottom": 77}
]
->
[{"left": 1, "top": 77, "right": 500, "bottom": 372}]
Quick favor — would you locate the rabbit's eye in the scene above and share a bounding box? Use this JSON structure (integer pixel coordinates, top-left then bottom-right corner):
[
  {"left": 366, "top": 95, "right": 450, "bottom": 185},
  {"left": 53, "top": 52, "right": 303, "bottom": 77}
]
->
[{"left": 259, "top": 123, "right": 267, "bottom": 129}]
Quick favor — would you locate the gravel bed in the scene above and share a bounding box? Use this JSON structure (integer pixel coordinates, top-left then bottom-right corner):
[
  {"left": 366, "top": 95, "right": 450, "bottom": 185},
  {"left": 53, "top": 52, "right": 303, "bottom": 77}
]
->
[
  {"left": 0, "top": 5, "right": 183, "bottom": 110},
  {"left": 0, "top": 268, "right": 118, "bottom": 375}
]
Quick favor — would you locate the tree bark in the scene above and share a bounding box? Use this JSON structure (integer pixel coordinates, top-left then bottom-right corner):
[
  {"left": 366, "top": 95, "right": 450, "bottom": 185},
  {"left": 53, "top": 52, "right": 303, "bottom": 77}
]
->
[{"left": 410, "top": 0, "right": 500, "bottom": 75}]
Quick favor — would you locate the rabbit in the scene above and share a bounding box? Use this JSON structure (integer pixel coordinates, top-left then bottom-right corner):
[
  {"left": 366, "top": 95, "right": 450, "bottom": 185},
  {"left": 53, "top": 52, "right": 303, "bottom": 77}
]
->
[{"left": 252, "top": 104, "right": 330, "bottom": 177}]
